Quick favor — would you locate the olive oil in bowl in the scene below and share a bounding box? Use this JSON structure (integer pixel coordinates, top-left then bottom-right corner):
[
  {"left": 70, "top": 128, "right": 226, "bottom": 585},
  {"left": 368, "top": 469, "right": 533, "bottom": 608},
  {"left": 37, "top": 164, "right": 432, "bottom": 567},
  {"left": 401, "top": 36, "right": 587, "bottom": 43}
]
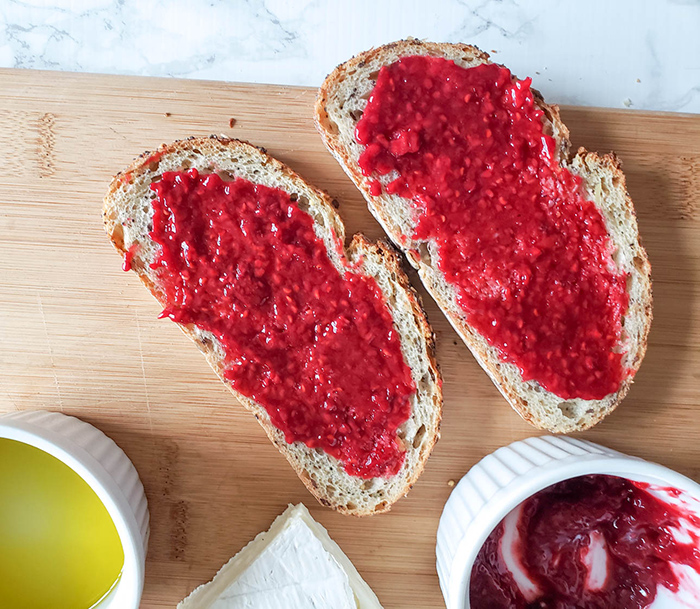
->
[{"left": 0, "top": 438, "right": 124, "bottom": 609}]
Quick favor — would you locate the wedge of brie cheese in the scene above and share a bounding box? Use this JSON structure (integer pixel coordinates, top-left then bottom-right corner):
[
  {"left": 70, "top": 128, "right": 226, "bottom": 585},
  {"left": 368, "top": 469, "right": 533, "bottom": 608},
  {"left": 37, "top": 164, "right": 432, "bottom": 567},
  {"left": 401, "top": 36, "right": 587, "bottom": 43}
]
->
[{"left": 178, "top": 503, "right": 383, "bottom": 609}]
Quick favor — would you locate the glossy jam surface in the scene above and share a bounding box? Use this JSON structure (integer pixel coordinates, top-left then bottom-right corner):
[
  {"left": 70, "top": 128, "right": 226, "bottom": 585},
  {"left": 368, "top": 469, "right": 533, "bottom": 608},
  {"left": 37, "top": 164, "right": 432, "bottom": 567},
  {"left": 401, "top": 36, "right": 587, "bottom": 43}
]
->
[
  {"left": 0, "top": 439, "right": 124, "bottom": 609},
  {"left": 470, "top": 475, "right": 700, "bottom": 609},
  {"left": 149, "top": 170, "right": 415, "bottom": 478},
  {"left": 355, "top": 57, "right": 629, "bottom": 399}
]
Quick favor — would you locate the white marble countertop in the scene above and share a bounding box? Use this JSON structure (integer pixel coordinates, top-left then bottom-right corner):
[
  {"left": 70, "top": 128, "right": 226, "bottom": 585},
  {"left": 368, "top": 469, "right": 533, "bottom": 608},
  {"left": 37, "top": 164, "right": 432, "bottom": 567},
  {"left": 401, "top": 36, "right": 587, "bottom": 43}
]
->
[{"left": 1, "top": 0, "right": 698, "bottom": 113}]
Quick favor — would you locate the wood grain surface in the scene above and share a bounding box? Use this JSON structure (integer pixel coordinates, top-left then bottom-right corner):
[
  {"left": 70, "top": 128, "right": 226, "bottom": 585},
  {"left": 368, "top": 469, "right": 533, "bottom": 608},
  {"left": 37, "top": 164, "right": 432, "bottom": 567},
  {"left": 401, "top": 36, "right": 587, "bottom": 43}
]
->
[{"left": 1, "top": 68, "right": 699, "bottom": 609}]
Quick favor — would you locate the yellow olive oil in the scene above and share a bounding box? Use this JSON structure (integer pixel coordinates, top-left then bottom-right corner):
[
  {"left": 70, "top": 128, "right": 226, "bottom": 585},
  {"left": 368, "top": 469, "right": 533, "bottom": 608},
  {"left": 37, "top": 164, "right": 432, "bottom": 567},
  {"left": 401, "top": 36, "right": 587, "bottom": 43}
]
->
[{"left": 0, "top": 438, "right": 124, "bottom": 609}]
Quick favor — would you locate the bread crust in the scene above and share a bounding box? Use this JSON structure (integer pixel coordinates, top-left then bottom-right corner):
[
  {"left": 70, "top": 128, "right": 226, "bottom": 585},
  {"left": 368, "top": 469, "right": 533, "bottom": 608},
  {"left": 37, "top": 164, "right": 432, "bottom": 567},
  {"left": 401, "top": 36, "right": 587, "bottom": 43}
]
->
[
  {"left": 103, "top": 136, "right": 442, "bottom": 515},
  {"left": 314, "top": 40, "right": 652, "bottom": 433}
]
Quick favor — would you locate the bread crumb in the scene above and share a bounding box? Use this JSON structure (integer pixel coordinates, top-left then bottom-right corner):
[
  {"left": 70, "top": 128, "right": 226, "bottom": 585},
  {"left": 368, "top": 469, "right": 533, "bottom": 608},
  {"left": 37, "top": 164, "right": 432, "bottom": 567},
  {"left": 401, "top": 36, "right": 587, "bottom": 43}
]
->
[
  {"left": 636, "top": 78, "right": 641, "bottom": 83},
  {"left": 165, "top": 112, "right": 172, "bottom": 117},
  {"left": 229, "top": 118, "right": 237, "bottom": 128},
  {"left": 447, "top": 479, "right": 455, "bottom": 487}
]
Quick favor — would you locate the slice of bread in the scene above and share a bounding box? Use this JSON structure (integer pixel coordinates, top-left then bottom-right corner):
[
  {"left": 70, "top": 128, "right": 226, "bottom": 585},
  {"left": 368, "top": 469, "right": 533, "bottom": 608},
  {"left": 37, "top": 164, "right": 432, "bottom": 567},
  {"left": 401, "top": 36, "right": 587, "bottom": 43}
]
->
[
  {"left": 314, "top": 39, "right": 652, "bottom": 433},
  {"left": 103, "top": 136, "right": 442, "bottom": 515}
]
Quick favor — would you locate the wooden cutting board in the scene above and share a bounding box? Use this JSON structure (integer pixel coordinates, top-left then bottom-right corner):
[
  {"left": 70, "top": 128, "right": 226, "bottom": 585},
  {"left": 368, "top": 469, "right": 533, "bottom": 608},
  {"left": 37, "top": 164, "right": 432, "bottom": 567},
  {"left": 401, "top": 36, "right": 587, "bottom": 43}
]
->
[{"left": 1, "top": 67, "right": 699, "bottom": 608}]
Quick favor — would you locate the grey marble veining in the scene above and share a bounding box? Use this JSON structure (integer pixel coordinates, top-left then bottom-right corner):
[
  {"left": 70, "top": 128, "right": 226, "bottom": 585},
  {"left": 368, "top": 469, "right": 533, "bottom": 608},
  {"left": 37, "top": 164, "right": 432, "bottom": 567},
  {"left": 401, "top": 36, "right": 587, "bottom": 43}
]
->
[{"left": 0, "top": 0, "right": 698, "bottom": 113}]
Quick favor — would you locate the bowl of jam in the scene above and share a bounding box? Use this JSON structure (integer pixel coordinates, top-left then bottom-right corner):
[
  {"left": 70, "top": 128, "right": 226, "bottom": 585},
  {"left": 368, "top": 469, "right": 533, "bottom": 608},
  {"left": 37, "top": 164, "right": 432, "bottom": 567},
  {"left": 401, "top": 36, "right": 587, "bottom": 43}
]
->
[{"left": 436, "top": 436, "right": 700, "bottom": 609}]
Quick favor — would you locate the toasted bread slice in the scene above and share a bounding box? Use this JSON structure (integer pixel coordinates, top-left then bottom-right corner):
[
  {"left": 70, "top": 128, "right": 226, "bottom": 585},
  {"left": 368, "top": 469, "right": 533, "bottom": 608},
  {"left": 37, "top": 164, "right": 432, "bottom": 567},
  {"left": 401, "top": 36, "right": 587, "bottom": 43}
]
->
[
  {"left": 103, "top": 136, "right": 442, "bottom": 515},
  {"left": 314, "top": 39, "right": 652, "bottom": 433}
]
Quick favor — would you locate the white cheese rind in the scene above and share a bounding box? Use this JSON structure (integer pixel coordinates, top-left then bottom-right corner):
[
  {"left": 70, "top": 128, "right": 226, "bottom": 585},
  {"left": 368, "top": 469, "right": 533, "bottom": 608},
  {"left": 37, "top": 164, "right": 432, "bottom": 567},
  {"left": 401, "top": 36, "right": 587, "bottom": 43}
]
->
[{"left": 178, "top": 503, "right": 383, "bottom": 609}]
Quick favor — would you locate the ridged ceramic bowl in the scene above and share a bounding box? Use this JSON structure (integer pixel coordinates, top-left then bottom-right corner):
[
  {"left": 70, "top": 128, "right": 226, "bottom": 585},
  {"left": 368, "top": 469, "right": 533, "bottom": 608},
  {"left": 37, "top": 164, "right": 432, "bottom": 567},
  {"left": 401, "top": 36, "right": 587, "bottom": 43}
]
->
[
  {"left": 436, "top": 435, "right": 700, "bottom": 609},
  {"left": 0, "top": 410, "right": 149, "bottom": 608}
]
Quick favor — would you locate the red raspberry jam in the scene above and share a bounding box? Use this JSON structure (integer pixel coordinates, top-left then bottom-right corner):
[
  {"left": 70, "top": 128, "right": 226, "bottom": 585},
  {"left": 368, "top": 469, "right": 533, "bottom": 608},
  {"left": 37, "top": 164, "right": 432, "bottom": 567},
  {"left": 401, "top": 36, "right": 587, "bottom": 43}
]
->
[
  {"left": 122, "top": 243, "right": 138, "bottom": 272},
  {"left": 355, "top": 57, "right": 629, "bottom": 400},
  {"left": 470, "top": 475, "right": 700, "bottom": 608},
  {"left": 148, "top": 169, "right": 415, "bottom": 478}
]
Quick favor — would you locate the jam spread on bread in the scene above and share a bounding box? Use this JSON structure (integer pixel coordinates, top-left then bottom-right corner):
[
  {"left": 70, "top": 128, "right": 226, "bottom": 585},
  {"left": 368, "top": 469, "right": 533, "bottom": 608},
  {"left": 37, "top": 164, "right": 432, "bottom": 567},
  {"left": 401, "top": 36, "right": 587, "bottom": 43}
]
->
[
  {"left": 148, "top": 170, "right": 414, "bottom": 478},
  {"left": 122, "top": 243, "right": 139, "bottom": 272},
  {"left": 356, "top": 57, "right": 629, "bottom": 400},
  {"left": 470, "top": 475, "right": 700, "bottom": 608}
]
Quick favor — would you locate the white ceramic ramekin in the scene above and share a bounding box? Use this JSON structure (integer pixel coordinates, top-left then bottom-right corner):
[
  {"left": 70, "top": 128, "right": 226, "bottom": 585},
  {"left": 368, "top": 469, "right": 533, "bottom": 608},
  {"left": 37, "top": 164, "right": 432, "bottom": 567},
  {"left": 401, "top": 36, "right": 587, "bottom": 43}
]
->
[
  {"left": 0, "top": 410, "right": 150, "bottom": 609},
  {"left": 436, "top": 435, "right": 700, "bottom": 609}
]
